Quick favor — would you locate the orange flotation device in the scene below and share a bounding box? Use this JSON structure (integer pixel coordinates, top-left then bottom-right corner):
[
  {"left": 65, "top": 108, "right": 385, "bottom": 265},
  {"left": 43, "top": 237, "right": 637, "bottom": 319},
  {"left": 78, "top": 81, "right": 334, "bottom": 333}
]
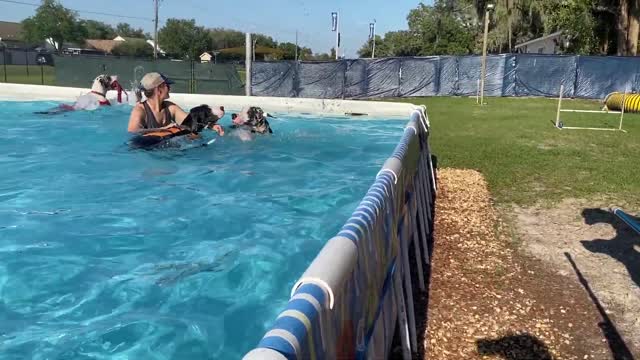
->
[{"left": 129, "top": 126, "right": 193, "bottom": 149}]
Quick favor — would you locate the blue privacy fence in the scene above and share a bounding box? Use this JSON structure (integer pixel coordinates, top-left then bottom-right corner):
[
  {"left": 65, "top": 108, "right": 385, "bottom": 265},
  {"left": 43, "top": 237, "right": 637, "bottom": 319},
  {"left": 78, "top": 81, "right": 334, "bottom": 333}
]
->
[
  {"left": 243, "top": 107, "right": 436, "bottom": 360},
  {"left": 251, "top": 54, "right": 640, "bottom": 100}
]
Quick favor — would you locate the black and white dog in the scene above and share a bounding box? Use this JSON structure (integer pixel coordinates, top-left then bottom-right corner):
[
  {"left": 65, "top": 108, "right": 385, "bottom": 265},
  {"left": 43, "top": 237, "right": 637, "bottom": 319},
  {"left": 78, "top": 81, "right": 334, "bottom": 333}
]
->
[
  {"left": 129, "top": 104, "right": 224, "bottom": 149},
  {"left": 231, "top": 106, "right": 273, "bottom": 134}
]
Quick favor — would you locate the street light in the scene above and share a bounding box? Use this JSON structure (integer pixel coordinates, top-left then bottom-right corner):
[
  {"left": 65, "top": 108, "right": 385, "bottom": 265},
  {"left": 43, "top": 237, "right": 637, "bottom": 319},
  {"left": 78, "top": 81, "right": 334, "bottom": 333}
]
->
[{"left": 479, "top": 3, "right": 495, "bottom": 106}]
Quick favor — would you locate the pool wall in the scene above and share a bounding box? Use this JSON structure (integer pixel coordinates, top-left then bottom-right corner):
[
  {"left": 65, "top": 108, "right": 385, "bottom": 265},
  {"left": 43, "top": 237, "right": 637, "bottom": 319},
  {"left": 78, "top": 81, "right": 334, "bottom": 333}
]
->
[
  {"left": 0, "top": 83, "right": 418, "bottom": 119},
  {"left": 243, "top": 108, "right": 436, "bottom": 360}
]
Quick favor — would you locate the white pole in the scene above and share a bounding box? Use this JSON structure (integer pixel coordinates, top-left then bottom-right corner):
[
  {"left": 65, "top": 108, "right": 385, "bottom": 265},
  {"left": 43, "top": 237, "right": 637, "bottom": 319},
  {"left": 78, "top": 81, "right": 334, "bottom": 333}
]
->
[
  {"left": 556, "top": 84, "right": 564, "bottom": 128},
  {"left": 245, "top": 32, "right": 252, "bottom": 96},
  {"left": 619, "top": 90, "right": 627, "bottom": 131}
]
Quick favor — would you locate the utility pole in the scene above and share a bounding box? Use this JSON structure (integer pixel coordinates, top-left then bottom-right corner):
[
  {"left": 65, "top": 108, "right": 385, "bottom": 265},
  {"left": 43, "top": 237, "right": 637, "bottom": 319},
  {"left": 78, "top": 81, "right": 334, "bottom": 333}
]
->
[
  {"left": 480, "top": 3, "right": 494, "bottom": 106},
  {"left": 295, "top": 30, "right": 298, "bottom": 61},
  {"left": 370, "top": 20, "right": 376, "bottom": 58},
  {"left": 331, "top": 12, "right": 340, "bottom": 60},
  {"left": 506, "top": 0, "right": 512, "bottom": 51},
  {"left": 252, "top": 38, "right": 257, "bottom": 62},
  {"left": 153, "top": 0, "right": 159, "bottom": 60}
]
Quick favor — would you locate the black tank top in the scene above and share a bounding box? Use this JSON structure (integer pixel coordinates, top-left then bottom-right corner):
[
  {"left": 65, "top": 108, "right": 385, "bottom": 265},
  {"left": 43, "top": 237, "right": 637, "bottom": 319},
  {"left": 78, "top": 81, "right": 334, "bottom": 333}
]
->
[{"left": 141, "top": 101, "right": 173, "bottom": 129}]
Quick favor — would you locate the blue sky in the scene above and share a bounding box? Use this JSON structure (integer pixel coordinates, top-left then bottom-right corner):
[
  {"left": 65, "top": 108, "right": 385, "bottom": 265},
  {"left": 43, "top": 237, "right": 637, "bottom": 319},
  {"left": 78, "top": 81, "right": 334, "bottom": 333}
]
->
[{"left": 2, "top": 0, "right": 432, "bottom": 58}]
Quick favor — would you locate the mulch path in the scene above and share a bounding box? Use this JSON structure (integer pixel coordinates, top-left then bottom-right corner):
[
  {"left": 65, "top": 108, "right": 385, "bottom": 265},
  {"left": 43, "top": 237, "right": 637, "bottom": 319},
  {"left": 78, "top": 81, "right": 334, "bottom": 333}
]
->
[{"left": 420, "top": 168, "right": 614, "bottom": 360}]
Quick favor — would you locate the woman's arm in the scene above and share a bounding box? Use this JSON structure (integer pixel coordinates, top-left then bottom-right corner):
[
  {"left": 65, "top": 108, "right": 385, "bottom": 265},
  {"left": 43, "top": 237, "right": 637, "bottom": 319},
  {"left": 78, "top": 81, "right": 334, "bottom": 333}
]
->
[
  {"left": 168, "top": 102, "right": 190, "bottom": 125},
  {"left": 127, "top": 106, "right": 146, "bottom": 133}
]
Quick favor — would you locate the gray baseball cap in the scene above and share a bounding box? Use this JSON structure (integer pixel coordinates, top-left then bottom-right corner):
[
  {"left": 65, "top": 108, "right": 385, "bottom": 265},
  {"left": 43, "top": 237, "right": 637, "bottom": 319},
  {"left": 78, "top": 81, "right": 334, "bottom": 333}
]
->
[{"left": 139, "top": 72, "right": 174, "bottom": 91}]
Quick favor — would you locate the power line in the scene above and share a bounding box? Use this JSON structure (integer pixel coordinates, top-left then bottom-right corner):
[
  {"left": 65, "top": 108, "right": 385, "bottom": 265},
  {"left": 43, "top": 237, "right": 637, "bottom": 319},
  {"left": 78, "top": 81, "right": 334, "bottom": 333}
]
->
[{"left": 0, "top": 0, "right": 154, "bottom": 21}]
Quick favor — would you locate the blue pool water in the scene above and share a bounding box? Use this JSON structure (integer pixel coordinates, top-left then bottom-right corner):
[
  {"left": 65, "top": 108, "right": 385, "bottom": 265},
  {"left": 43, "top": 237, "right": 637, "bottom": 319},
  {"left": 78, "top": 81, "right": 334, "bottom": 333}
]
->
[{"left": 0, "top": 101, "right": 403, "bottom": 359}]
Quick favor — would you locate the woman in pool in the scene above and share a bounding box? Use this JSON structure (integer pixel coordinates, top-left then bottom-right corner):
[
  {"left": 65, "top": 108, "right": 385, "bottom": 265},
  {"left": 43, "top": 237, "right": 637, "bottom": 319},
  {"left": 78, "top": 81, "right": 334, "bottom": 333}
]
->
[{"left": 127, "top": 72, "right": 224, "bottom": 136}]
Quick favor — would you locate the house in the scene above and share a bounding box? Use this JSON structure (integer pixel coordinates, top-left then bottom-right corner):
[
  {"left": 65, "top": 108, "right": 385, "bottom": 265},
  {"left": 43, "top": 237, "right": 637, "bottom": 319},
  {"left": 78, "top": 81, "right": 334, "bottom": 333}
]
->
[
  {"left": 0, "top": 21, "right": 24, "bottom": 48},
  {"left": 514, "top": 31, "right": 568, "bottom": 54},
  {"left": 200, "top": 51, "right": 221, "bottom": 63}
]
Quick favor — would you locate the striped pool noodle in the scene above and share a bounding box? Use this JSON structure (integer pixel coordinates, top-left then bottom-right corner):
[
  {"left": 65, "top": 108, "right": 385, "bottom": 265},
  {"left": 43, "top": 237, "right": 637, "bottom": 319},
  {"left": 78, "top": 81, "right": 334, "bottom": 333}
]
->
[{"left": 612, "top": 208, "right": 640, "bottom": 235}]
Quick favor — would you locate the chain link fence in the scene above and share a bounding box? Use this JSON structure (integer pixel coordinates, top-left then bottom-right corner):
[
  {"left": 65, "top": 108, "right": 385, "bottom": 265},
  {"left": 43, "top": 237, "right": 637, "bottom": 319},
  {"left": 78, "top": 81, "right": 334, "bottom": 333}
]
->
[{"left": 0, "top": 49, "right": 244, "bottom": 95}]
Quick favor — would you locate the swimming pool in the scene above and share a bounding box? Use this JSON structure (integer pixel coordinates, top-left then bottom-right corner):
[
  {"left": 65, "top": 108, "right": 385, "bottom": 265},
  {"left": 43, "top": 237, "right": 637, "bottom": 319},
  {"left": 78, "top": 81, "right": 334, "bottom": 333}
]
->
[{"left": 0, "top": 101, "right": 405, "bottom": 359}]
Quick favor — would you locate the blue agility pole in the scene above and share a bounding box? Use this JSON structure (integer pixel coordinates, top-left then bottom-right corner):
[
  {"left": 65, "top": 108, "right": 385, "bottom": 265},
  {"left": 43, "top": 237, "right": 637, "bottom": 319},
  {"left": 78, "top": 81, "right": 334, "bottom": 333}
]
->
[{"left": 612, "top": 208, "right": 640, "bottom": 235}]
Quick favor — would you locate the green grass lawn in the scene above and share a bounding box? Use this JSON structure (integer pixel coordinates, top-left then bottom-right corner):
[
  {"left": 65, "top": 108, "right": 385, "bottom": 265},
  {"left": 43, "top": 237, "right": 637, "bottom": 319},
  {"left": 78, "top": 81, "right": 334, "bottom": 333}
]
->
[
  {"left": 0, "top": 64, "right": 55, "bottom": 85},
  {"left": 395, "top": 97, "right": 640, "bottom": 207}
]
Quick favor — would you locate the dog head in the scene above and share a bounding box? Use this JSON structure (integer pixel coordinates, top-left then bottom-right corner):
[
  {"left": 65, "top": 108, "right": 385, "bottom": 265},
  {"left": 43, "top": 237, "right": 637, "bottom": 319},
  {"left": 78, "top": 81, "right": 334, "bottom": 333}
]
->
[
  {"left": 91, "top": 75, "right": 117, "bottom": 95},
  {"left": 232, "top": 106, "right": 273, "bottom": 134},
  {"left": 182, "top": 104, "right": 225, "bottom": 133}
]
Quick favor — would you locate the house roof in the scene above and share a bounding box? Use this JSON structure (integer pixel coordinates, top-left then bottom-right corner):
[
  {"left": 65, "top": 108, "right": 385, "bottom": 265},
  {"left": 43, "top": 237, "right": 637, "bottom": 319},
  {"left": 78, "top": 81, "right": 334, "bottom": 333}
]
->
[
  {"left": 514, "top": 31, "right": 564, "bottom": 49},
  {"left": 0, "top": 21, "right": 22, "bottom": 40},
  {"left": 86, "top": 39, "right": 120, "bottom": 53}
]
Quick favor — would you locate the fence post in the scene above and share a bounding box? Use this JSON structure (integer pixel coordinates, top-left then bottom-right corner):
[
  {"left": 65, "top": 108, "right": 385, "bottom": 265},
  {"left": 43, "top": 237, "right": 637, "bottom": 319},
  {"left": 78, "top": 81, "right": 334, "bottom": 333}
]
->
[
  {"left": 25, "top": 49, "right": 29, "bottom": 77},
  {"left": 2, "top": 47, "right": 7, "bottom": 82},
  {"left": 191, "top": 60, "right": 195, "bottom": 94},
  {"left": 573, "top": 55, "right": 580, "bottom": 98},
  {"left": 40, "top": 64, "right": 44, "bottom": 85}
]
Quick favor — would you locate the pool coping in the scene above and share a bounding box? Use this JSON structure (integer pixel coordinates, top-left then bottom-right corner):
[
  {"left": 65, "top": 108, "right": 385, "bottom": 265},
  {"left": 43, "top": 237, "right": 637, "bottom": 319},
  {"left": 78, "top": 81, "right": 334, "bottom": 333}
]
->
[{"left": 0, "top": 83, "right": 421, "bottom": 119}]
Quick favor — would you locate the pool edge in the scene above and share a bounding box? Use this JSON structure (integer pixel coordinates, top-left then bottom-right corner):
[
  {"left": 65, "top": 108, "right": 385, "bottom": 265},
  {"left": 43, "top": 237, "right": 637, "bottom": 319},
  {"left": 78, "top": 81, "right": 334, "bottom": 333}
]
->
[{"left": 0, "top": 83, "right": 420, "bottom": 119}]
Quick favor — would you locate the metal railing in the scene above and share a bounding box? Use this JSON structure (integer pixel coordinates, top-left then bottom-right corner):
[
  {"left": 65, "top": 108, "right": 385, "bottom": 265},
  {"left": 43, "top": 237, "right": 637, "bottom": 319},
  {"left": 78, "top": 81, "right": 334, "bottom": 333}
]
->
[{"left": 243, "top": 107, "right": 436, "bottom": 360}]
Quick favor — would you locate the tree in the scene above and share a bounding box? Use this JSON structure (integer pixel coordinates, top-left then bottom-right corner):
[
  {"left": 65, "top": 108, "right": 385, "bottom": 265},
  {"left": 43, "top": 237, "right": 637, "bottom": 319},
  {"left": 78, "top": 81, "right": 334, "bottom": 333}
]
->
[
  {"left": 112, "top": 40, "right": 154, "bottom": 57},
  {"left": 115, "top": 23, "right": 146, "bottom": 38},
  {"left": 209, "top": 28, "right": 245, "bottom": 49},
  {"left": 611, "top": 0, "right": 640, "bottom": 55},
  {"left": 21, "top": 0, "right": 87, "bottom": 51},
  {"left": 254, "top": 34, "right": 277, "bottom": 48},
  {"left": 158, "top": 18, "right": 209, "bottom": 60},
  {"left": 357, "top": 35, "right": 380, "bottom": 58},
  {"left": 278, "top": 42, "right": 310, "bottom": 60},
  {"left": 81, "top": 20, "right": 116, "bottom": 39},
  {"left": 309, "top": 51, "right": 333, "bottom": 61},
  {"left": 540, "top": 0, "right": 597, "bottom": 54},
  {"left": 407, "top": 2, "right": 476, "bottom": 55},
  {"left": 299, "top": 47, "right": 313, "bottom": 60}
]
